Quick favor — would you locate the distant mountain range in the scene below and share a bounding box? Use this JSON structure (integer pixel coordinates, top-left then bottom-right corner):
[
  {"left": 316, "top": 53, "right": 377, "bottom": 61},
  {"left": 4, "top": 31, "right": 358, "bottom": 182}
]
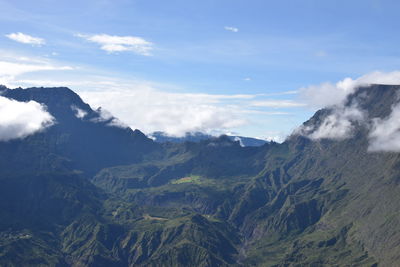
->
[
  {"left": 149, "top": 131, "right": 269, "bottom": 147},
  {"left": 0, "top": 84, "right": 400, "bottom": 266}
]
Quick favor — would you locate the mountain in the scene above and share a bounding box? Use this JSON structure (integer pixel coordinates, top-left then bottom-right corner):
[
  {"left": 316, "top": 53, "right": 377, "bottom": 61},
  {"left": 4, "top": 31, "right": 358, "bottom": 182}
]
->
[
  {"left": 1, "top": 84, "right": 400, "bottom": 266},
  {"left": 0, "top": 86, "right": 158, "bottom": 176},
  {"left": 149, "top": 131, "right": 268, "bottom": 147}
]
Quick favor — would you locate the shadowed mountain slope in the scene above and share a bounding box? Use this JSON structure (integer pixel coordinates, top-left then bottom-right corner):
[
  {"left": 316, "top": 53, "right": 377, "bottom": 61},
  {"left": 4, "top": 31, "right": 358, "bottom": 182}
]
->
[
  {"left": 0, "top": 86, "right": 159, "bottom": 176},
  {"left": 1, "top": 85, "right": 400, "bottom": 266}
]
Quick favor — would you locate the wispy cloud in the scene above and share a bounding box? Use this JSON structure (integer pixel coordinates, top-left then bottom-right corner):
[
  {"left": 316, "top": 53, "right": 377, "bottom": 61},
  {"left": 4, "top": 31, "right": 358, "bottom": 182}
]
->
[
  {"left": 224, "top": 26, "right": 239, "bottom": 33},
  {"left": 250, "top": 99, "right": 306, "bottom": 108},
  {"left": 5, "top": 32, "right": 45, "bottom": 46},
  {"left": 75, "top": 33, "right": 153, "bottom": 56},
  {"left": 0, "top": 51, "right": 301, "bottom": 138},
  {"left": 0, "top": 61, "right": 72, "bottom": 77},
  {"left": 0, "top": 56, "right": 73, "bottom": 86},
  {"left": 0, "top": 96, "right": 54, "bottom": 141}
]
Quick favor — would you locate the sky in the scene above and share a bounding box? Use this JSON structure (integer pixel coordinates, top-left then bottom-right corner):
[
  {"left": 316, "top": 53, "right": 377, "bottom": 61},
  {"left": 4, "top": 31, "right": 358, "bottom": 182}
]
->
[{"left": 1, "top": 0, "right": 400, "bottom": 141}]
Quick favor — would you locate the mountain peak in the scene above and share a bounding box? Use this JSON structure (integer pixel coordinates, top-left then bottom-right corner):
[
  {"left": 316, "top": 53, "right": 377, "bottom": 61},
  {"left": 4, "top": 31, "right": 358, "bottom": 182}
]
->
[
  {"left": 346, "top": 84, "right": 400, "bottom": 118},
  {"left": 2, "top": 86, "right": 89, "bottom": 110}
]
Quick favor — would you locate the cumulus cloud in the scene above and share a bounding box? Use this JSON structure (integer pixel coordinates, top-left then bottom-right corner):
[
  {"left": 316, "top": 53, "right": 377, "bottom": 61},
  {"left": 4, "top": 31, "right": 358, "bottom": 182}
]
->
[
  {"left": 300, "top": 71, "right": 400, "bottom": 108},
  {"left": 298, "top": 104, "right": 365, "bottom": 140},
  {"left": 5, "top": 32, "right": 45, "bottom": 46},
  {"left": 0, "top": 96, "right": 54, "bottom": 141},
  {"left": 76, "top": 33, "right": 153, "bottom": 55},
  {"left": 368, "top": 103, "right": 400, "bottom": 152},
  {"left": 224, "top": 26, "right": 239, "bottom": 32}
]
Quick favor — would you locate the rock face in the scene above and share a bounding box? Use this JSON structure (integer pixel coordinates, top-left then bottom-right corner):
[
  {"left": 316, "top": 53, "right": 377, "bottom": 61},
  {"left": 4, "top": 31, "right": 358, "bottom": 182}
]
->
[{"left": 1, "top": 85, "right": 400, "bottom": 266}]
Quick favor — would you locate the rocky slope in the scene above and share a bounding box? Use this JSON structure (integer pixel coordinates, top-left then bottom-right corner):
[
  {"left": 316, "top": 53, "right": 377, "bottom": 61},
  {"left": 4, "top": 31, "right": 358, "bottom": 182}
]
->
[{"left": 1, "top": 85, "right": 400, "bottom": 266}]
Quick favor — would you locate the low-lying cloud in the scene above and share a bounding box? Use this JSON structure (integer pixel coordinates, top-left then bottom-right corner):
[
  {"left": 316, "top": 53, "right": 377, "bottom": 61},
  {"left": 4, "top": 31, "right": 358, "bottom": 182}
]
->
[
  {"left": 368, "top": 102, "right": 400, "bottom": 152},
  {"left": 298, "top": 104, "right": 365, "bottom": 140},
  {"left": 79, "top": 88, "right": 249, "bottom": 137},
  {"left": 71, "top": 105, "right": 87, "bottom": 119},
  {"left": 296, "top": 71, "right": 400, "bottom": 150},
  {"left": 0, "top": 96, "right": 54, "bottom": 141}
]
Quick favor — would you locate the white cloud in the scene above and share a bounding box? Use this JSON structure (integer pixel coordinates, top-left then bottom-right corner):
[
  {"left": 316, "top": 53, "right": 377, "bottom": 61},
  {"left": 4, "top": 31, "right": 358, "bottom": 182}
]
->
[
  {"left": 71, "top": 105, "right": 87, "bottom": 119},
  {"left": 300, "top": 71, "right": 400, "bottom": 109},
  {"left": 368, "top": 103, "right": 400, "bottom": 152},
  {"left": 302, "top": 104, "right": 365, "bottom": 140},
  {"left": 295, "top": 71, "right": 400, "bottom": 143},
  {"left": 296, "top": 70, "right": 400, "bottom": 142},
  {"left": 224, "top": 26, "right": 239, "bottom": 33},
  {"left": 262, "top": 131, "right": 286, "bottom": 143},
  {"left": 0, "top": 61, "right": 72, "bottom": 77},
  {"left": 0, "top": 55, "right": 73, "bottom": 87},
  {"left": 90, "top": 107, "right": 128, "bottom": 129},
  {"left": 5, "top": 32, "right": 45, "bottom": 46},
  {"left": 0, "top": 96, "right": 54, "bottom": 141},
  {"left": 233, "top": 136, "right": 245, "bottom": 147},
  {"left": 0, "top": 51, "right": 300, "bottom": 139},
  {"left": 300, "top": 79, "right": 358, "bottom": 109},
  {"left": 250, "top": 99, "right": 306, "bottom": 108},
  {"left": 76, "top": 33, "right": 153, "bottom": 55},
  {"left": 78, "top": 87, "right": 248, "bottom": 137}
]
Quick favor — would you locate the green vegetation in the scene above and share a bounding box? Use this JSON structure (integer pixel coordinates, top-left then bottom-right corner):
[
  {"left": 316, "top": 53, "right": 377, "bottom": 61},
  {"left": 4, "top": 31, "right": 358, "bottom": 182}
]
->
[
  {"left": 171, "top": 175, "right": 202, "bottom": 184},
  {"left": 2, "top": 85, "right": 400, "bottom": 266}
]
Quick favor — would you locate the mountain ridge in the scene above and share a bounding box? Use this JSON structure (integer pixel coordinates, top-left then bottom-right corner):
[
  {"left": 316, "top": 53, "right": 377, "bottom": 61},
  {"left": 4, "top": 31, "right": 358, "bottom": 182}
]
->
[
  {"left": 0, "top": 84, "right": 400, "bottom": 266},
  {"left": 149, "top": 131, "right": 269, "bottom": 147}
]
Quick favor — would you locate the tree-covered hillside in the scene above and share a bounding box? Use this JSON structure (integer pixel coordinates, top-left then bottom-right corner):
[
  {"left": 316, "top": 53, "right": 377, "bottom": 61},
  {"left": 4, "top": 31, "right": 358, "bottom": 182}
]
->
[{"left": 1, "top": 85, "right": 399, "bottom": 266}]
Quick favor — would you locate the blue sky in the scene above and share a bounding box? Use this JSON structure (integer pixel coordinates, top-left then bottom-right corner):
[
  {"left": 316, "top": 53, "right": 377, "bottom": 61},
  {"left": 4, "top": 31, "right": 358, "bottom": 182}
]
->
[{"left": 1, "top": 0, "right": 400, "bottom": 140}]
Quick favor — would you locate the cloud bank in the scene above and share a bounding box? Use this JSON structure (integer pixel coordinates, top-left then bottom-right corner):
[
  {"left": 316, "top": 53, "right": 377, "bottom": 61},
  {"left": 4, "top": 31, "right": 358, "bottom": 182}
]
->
[
  {"left": 76, "top": 33, "right": 153, "bottom": 55},
  {"left": 79, "top": 88, "right": 249, "bottom": 137},
  {"left": 5, "top": 32, "right": 45, "bottom": 46},
  {"left": 0, "top": 96, "right": 54, "bottom": 141}
]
